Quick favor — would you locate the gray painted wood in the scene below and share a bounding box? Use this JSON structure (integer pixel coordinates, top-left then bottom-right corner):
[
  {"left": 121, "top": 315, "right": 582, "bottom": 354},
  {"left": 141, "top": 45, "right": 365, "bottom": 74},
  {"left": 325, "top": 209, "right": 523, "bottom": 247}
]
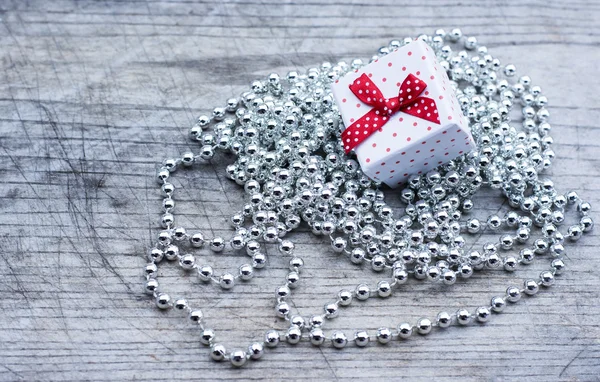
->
[{"left": 1, "top": 0, "right": 599, "bottom": 381}]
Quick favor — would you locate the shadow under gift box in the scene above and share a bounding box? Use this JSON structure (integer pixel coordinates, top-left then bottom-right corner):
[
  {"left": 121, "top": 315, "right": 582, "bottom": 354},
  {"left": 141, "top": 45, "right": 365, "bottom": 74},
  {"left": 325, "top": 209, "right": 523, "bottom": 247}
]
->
[{"left": 331, "top": 40, "right": 474, "bottom": 188}]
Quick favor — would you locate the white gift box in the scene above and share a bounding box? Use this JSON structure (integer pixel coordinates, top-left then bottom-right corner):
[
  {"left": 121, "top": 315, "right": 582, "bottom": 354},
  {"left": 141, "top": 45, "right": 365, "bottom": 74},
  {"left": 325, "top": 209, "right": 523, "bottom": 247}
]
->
[{"left": 331, "top": 40, "right": 474, "bottom": 188}]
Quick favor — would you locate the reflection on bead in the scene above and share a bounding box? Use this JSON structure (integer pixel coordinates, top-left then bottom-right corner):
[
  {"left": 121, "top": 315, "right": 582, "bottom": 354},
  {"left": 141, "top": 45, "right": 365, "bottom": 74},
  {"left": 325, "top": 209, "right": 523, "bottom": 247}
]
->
[
  {"left": 174, "top": 298, "right": 188, "bottom": 311},
  {"left": 331, "top": 332, "right": 347, "bottom": 348},
  {"left": 416, "top": 318, "right": 432, "bottom": 334},
  {"left": 144, "top": 279, "right": 159, "bottom": 295},
  {"left": 540, "top": 271, "right": 554, "bottom": 286},
  {"left": 551, "top": 259, "right": 566, "bottom": 274},
  {"left": 248, "top": 342, "right": 264, "bottom": 359},
  {"left": 264, "top": 330, "right": 280, "bottom": 348},
  {"left": 355, "top": 284, "right": 371, "bottom": 300},
  {"left": 354, "top": 330, "right": 370, "bottom": 347},
  {"left": 436, "top": 311, "right": 452, "bottom": 328},
  {"left": 239, "top": 264, "right": 254, "bottom": 280},
  {"left": 210, "top": 344, "right": 226, "bottom": 361},
  {"left": 310, "top": 328, "right": 326, "bottom": 346},
  {"left": 179, "top": 254, "right": 196, "bottom": 270},
  {"left": 144, "top": 263, "right": 158, "bottom": 277},
  {"left": 456, "top": 309, "right": 472, "bottom": 325},
  {"left": 286, "top": 327, "right": 302, "bottom": 344},
  {"left": 523, "top": 279, "right": 539, "bottom": 295},
  {"left": 155, "top": 293, "right": 171, "bottom": 309},
  {"left": 219, "top": 273, "right": 235, "bottom": 289},
  {"left": 397, "top": 323, "right": 413, "bottom": 339},
  {"left": 377, "top": 327, "right": 392, "bottom": 343},
  {"left": 475, "top": 307, "right": 491, "bottom": 323},
  {"left": 210, "top": 237, "right": 226, "bottom": 252},
  {"left": 197, "top": 265, "right": 213, "bottom": 282},
  {"left": 200, "top": 328, "right": 215, "bottom": 345},
  {"left": 377, "top": 280, "right": 392, "bottom": 297}
]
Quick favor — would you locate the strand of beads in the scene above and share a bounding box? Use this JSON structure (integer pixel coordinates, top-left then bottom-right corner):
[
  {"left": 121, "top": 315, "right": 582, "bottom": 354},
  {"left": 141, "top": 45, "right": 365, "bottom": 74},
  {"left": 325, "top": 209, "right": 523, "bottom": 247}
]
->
[{"left": 142, "top": 29, "right": 593, "bottom": 366}]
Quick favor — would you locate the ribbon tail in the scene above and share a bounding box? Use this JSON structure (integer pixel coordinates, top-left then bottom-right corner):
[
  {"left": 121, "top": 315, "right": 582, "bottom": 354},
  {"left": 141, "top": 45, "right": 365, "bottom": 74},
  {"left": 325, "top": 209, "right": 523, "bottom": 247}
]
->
[
  {"left": 400, "top": 96, "right": 441, "bottom": 125},
  {"left": 341, "top": 108, "right": 387, "bottom": 154}
]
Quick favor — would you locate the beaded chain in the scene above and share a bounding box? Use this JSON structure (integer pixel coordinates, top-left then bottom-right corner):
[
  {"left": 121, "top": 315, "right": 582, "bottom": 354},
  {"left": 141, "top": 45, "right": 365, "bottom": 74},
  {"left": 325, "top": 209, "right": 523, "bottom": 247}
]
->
[{"left": 142, "top": 29, "right": 594, "bottom": 367}]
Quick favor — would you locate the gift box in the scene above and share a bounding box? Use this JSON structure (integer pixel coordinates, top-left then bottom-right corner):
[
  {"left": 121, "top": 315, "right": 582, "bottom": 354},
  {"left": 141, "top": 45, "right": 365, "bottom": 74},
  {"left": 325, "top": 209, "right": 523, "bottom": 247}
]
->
[{"left": 331, "top": 40, "right": 474, "bottom": 188}]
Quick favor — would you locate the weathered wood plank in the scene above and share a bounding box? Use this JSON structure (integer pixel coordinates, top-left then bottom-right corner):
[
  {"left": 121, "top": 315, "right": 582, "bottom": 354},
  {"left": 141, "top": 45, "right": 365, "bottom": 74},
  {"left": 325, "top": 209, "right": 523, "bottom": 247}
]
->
[{"left": 0, "top": 0, "right": 599, "bottom": 381}]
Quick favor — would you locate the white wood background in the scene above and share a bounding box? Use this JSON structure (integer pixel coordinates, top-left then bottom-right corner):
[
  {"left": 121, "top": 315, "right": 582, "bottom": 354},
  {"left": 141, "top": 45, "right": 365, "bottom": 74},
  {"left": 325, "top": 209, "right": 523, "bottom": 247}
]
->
[{"left": 0, "top": 0, "right": 599, "bottom": 381}]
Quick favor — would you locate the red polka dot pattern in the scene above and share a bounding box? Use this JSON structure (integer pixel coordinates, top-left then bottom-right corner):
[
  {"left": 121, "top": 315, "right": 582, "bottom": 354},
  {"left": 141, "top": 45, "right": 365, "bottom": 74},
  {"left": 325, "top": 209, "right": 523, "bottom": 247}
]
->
[{"left": 331, "top": 40, "right": 474, "bottom": 188}]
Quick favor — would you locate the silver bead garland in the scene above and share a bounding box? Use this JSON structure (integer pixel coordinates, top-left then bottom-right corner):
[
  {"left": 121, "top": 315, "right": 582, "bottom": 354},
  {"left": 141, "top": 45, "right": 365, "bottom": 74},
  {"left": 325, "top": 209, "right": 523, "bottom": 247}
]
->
[{"left": 143, "top": 29, "right": 593, "bottom": 367}]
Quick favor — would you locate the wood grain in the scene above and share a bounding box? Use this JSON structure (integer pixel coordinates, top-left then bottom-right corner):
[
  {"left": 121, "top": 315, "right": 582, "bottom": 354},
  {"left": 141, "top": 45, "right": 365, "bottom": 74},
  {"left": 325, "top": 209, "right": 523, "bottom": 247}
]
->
[{"left": 0, "top": 0, "right": 599, "bottom": 381}]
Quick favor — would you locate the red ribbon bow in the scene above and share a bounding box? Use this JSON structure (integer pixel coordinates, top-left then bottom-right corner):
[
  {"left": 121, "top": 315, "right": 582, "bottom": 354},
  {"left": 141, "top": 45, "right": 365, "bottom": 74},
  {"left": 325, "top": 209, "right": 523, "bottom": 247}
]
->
[{"left": 341, "top": 73, "right": 441, "bottom": 153}]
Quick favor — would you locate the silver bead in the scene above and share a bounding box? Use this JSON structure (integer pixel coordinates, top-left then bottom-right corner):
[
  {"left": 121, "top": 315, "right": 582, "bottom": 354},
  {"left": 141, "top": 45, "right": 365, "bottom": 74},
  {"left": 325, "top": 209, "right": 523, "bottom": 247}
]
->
[
  {"left": 416, "top": 318, "right": 432, "bottom": 334},
  {"left": 331, "top": 237, "right": 347, "bottom": 253},
  {"left": 164, "top": 244, "right": 179, "bottom": 260},
  {"left": 506, "top": 286, "right": 522, "bottom": 302},
  {"left": 580, "top": 216, "right": 594, "bottom": 232},
  {"left": 310, "top": 315, "right": 325, "bottom": 328},
  {"left": 253, "top": 253, "right": 267, "bottom": 269},
  {"left": 155, "top": 293, "right": 171, "bottom": 309},
  {"left": 523, "top": 279, "right": 539, "bottom": 295},
  {"left": 144, "top": 279, "right": 159, "bottom": 295},
  {"left": 276, "top": 302, "right": 290, "bottom": 318},
  {"left": 189, "top": 309, "right": 203, "bottom": 323},
  {"left": 179, "top": 253, "right": 196, "bottom": 270},
  {"left": 456, "top": 309, "right": 472, "bottom": 325},
  {"left": 264, "top": 330, "right": 280, "bottom": 347},
  {"left": 144, "top": 263, "right": 158, "bottom": 278},
  {"left": 200, "top": 328, "right": 215, "bottom": 345},
  {"left": 458, "top": 264, "right": 473, "bottom": 278},
  {"left": 397, "top": 323, "right": 413, "bottom": 339},
  {"left": 503, "top": 256, "right": 518, "bottom": 271},
  {"left": 219, "top": 273, "right": 235, "bottom": 289},
  {"left": 286, "top": 271, "right": 300, "bottom": 288},
  {"left": 491, "top": 296, "right": 506, "bottom": 312},
  {"left": 290, "top": 315, "right": 305, "bottom": 329},
  {"left": 174, "top": 298, "right": 188, "bottom": 311},
  {"left": 149, "top": 248, "right": 164, "bottom": 263},
  {"left": 540, "top": 271, "right": 555, "bottom": 286},
  {"left": 504, "top": 64, "right": 516, "bottom": 77},
  {"left": 181, "top": 152, "right": 195, "bottom": 167},
  {"left": 197, "top": 265, "right": 213, "bottom": 281},
  {"left": 338, "top": 289, "right": 353, "bottom": 306},
  {"left": 323, "top": 302, "right": 339, "bottom": 318},
  {"left": 436, "top": 311, "right": 452, "bottom": 328},
  {"left": 441, "top": 269, "right": 456, "bottom": 285},
  {"left": 237, "top": 263, "right": 253, "bottom": 280},
  {"left": 286, "top": 327, "right": 302, "bottom": 344},
  {"left": 467, "top": 218, "right": 481, "bottom": 233},
  {"left": 567, "top": 225, "right": 583, "bottom": 240},
  {"left": 248, "top": 342, "right": 264, "bottom": 359},
  {"left": 289, "top": 257, "right": 304, "bottom": 271},
  {"left": 393, "top": 268, "right": 409, "bottom": 284},
  {"left": 377, "top": 280, "right": 392, "bottom": 297},
  {"left": 551, "top": 259, "right": 566, "bottom": 274},
  {"left": 279, "top": 239, "right": 295, "bottom": 255},
  {"left": 210, "top": 237, "right": 226, "bottom": 252},
  {"left": 449, "top": 28, "right": 462, "bottom": 42},
  {"left": 276, "top": 285, "right": 290, "bottom": 299},
  {"left": 210, "top": 344, "right": 226, "bottom": 361},
  {"left": 355, "top": 284, "right": 371, "bottom": 300},
  {"left": 371, "top": 255, "right": 386, "bottom": 271},
  {"left": 475, "top": 307, "right": 491, "bottom": 323},
  {"left": 331, "top": 332, "right": 347, "bottom": 349},
  {"left": 354, "top": 330, "right": 370, "bottom": 347},
  {"left": 376, "top": 327, "right": 393, "bottom": 343},
  {"left": 350, "top": 247, "right": 366, "bottom": 264},
  {"left": 310, "top": 328, "right": 326, "bottom": 346}
]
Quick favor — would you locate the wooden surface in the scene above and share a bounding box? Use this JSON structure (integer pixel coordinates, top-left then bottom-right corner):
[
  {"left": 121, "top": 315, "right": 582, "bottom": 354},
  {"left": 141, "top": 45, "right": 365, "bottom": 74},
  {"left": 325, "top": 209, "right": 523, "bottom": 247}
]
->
[{"left": 1, "top": 0, "right": 599, "bottom": 381}]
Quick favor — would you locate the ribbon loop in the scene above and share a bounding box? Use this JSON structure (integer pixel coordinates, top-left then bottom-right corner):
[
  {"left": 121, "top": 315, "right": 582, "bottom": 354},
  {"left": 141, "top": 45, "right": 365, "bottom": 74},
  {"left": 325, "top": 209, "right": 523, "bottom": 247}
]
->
[{"left": 341, "top": 72, "right": 441, "bottom": 154}]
